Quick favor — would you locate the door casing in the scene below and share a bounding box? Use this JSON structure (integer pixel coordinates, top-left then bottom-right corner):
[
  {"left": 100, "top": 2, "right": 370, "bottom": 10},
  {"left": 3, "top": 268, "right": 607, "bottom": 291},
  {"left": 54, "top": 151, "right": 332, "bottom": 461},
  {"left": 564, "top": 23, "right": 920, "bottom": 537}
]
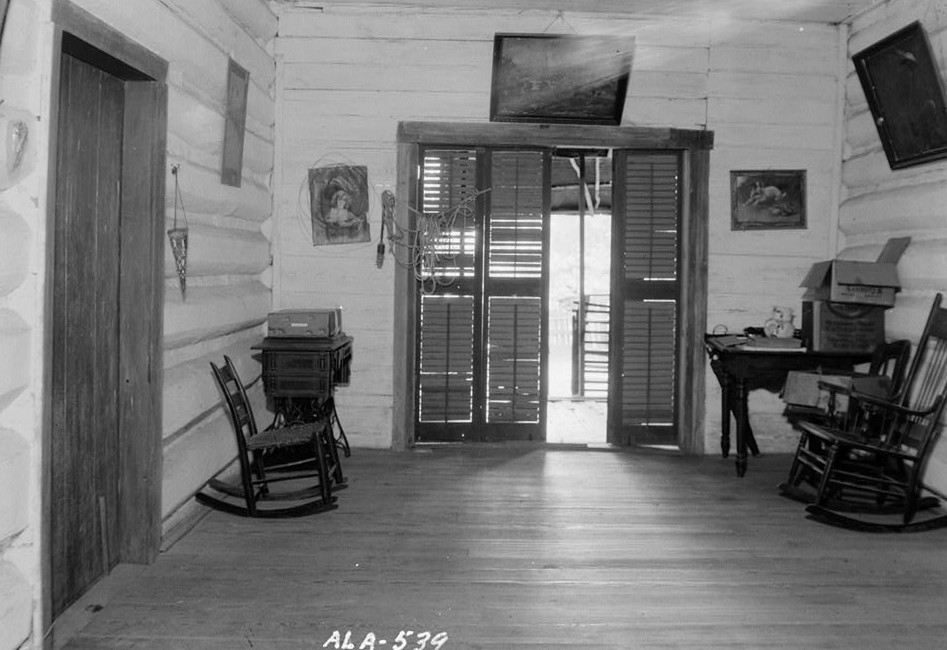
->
[
  {"left": 394, "top": 122, "right": 712, "bottom": 452},
  {"left": 43, "top": 0, "right": 168, "bottom": 630}
]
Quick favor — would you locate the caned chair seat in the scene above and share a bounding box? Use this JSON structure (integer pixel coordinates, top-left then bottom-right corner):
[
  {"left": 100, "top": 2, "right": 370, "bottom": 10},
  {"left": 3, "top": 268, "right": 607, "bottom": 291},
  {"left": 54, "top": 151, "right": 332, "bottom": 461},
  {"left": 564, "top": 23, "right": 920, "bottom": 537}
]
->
[{"left": 246, "top": 422, "right": 320, "bottom": 451}]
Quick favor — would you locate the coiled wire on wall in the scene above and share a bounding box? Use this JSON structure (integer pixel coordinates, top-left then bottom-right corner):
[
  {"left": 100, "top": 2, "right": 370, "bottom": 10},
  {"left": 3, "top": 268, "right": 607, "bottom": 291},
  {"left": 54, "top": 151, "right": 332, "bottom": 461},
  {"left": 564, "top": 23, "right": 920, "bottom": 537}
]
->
[{"left": 377, "top": 187, "right": 490, "bottom": 294}]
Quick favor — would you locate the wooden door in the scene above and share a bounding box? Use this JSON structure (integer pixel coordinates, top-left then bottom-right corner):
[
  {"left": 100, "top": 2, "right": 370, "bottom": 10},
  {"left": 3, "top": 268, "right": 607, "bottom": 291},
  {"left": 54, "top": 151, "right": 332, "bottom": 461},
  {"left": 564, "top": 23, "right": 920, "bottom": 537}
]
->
[
  {"left": 414, "top": 148, "right": 549, "bottom": 442},
  {"left": 481, "top": 150, "right": 549, "bottom": 441},
  {"left": 415, "top": 148, "right": 482, "bottom": 441},
  {"left": 608, "top": 151, "right": 683, "bottom": 447},
  {"left": 50, "top": 51, "right": 124, "bottom": 616}
]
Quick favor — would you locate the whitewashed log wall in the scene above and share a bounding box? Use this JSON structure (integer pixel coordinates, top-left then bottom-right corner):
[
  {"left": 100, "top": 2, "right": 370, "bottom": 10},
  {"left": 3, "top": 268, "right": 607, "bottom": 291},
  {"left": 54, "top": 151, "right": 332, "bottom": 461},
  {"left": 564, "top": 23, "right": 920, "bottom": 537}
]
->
[
  {"left": 273, "top": 4, "right": 845, "bottom": 452},
  {"left": 62, "top": 0, "right": 279, "bottom": 533},
  {"left": 0, "top": 2, "right": 47, "bottom": 646},
  {"left": 0, "top": 0, "right": 277, "bottom": 645},
  {"left": 841, "top": 0, "right": 947, "bottom": 494}
]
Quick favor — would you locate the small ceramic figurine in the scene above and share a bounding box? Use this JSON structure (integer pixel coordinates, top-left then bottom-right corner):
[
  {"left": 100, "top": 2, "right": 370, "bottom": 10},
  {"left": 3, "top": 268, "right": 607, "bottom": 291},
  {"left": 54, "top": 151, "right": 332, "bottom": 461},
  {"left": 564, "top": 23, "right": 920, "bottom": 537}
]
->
[{"left": 763, "top": 306, "right": 796, "bottom": 338}]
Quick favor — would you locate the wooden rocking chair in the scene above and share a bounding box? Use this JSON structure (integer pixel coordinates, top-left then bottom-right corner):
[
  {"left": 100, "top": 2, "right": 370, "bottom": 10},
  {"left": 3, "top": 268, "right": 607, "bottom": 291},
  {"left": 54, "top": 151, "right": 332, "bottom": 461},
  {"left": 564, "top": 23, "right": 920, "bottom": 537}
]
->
[
  {"left": 196, "top": 355, "right": 344, "bottom": 517},
  {"left": 781, "top": 293, "right": 947, "bottom": 532}
]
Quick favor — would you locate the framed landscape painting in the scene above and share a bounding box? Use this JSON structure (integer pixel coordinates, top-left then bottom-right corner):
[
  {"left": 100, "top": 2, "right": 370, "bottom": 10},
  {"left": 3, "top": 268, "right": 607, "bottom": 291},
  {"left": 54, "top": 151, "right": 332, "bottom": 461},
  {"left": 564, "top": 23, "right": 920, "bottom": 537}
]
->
[
  {"left": 490, "top": 33, "right": 634, "bottom": 125},
  {"left": 730, "top": 170, "right": 806, "bottom": 231}
]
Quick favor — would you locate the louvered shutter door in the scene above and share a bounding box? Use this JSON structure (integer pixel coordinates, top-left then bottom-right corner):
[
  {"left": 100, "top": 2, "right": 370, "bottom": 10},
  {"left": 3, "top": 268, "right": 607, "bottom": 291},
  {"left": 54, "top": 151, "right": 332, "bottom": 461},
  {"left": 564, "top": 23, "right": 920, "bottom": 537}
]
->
[
  {"left": 419, "top": 149, "right": 479, "bottom": 282},
  {"left": 416, "top": 150, "right": 480, "bottom": 436},
  {"left": 614, "top": 152, "right": 681, "bottom": 444},
  {"left": 483, "top": 150, "right": 547, "bottom": 434},
  {"left": 418, "top": 295, "right": 475, "bottom": 423}
]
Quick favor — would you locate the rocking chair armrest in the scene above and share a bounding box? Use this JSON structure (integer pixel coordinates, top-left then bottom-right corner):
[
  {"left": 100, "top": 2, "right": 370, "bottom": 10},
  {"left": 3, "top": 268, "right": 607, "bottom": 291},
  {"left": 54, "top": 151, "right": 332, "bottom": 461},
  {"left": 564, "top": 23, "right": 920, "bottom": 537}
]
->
[
  {"left": 794, "top": 420, "right": 918, "bottom": 458},
  {"left": 849, "top": 391, "right": 941, "bottom": 418}
]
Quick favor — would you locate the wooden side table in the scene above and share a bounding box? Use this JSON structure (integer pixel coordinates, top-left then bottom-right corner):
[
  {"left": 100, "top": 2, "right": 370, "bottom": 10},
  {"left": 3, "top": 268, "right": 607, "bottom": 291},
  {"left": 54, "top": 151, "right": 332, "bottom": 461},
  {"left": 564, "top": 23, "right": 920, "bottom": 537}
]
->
[{"left": 704, "top": 335, "right": 870, "bottom": 477}]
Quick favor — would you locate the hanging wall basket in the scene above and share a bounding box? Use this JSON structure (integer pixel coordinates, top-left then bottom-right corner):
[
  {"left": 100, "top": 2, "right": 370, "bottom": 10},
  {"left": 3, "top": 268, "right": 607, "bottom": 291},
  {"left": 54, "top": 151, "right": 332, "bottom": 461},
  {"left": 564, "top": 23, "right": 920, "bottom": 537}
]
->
[{"left": 169, "top": 164, "right": 189, "bottom": 298}]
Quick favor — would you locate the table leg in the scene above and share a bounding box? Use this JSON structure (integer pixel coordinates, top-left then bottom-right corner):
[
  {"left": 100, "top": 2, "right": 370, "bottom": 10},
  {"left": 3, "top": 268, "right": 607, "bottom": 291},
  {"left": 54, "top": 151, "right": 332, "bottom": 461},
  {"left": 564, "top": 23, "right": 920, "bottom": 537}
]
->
[
  {"left": 735, "top": 378, "right": 749, "bottom": 477},
  {"left": 719, "top": 369, "right": 731, "bottom": 458}
]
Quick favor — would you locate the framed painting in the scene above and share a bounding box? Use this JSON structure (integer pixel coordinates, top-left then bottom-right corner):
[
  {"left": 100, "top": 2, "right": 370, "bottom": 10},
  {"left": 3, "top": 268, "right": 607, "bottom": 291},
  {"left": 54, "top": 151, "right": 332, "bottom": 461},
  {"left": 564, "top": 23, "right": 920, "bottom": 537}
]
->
[
  {"left": 309, "top": 164, "right": 371, "bottom": 246},
  {"left": 489, "top": 33, "right": 634, "bottom": 125},
  {"left": 221, "top": 58, "right": 249, "bottom": 187},
  {"left": 853, "top": 21, "right": 947, "bottom": 170},
  {"left": 730, "top": 170, "right": 806, "bottom": 231}
]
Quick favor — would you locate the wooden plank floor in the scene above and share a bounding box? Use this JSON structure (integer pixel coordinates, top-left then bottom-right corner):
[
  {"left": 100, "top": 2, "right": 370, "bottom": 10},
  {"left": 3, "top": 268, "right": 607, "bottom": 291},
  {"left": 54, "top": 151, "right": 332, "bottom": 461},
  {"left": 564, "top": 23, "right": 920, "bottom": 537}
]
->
[{"left": 56, "top": 446, "right": 947, "bottom": 649}]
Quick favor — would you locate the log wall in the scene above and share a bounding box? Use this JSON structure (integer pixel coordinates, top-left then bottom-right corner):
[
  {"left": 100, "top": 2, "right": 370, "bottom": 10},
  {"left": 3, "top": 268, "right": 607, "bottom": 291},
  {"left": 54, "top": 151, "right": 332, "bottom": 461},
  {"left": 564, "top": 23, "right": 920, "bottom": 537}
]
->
[
  {"left": 841, "top": 0, "right": 947, "bottom": 495},
  {"left": 63, "top": 0, "right": 278, "bottom": 536},
  {"left": 273, "top": 5, "right": 845, "bottom": 452},
  {"left": 0, "top": 0, "right": 277, "bottom": 645},
  {"left": 0, "top": 1, "right": 55, "bottom": 646}
]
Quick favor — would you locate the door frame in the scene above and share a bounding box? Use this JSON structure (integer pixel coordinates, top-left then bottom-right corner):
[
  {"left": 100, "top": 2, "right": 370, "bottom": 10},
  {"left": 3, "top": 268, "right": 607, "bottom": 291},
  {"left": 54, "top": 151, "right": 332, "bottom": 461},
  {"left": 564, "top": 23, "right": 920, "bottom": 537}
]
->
[
  {"left": 394, "top": 122, "right": 712, "bottom": 452},
  {"left": 42, "top": 0, "right": 167, "bottom": 631}
]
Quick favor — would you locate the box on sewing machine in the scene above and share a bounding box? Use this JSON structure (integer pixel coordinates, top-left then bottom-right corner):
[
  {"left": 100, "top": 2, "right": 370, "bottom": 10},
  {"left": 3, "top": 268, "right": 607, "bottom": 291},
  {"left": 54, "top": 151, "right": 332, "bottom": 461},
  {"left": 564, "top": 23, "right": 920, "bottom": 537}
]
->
[{"left": 267, "top": 308, "right": 342, "bottom": 338}]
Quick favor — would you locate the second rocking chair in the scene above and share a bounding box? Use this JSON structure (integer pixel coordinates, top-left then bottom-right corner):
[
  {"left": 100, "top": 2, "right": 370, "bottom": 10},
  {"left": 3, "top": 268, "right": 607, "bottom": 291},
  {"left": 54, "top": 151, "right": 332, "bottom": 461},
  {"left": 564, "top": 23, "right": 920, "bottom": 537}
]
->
[{"left": 781, "top": 293, "right": 947, "bottom": 532}]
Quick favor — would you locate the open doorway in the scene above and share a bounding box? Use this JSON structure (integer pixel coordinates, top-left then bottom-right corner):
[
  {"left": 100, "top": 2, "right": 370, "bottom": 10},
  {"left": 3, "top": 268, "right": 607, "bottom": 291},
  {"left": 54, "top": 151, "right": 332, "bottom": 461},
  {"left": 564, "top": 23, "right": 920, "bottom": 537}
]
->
[{"left": 547, "top": 151, "right": 612, "bottom": 445}]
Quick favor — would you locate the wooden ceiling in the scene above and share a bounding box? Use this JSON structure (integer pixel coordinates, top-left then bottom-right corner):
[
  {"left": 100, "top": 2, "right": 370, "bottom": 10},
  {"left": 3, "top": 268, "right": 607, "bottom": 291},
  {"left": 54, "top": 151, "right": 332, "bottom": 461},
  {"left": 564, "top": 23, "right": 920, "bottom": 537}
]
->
[{"left": 275, "top": 0, "right": 881, "bottom": 24}]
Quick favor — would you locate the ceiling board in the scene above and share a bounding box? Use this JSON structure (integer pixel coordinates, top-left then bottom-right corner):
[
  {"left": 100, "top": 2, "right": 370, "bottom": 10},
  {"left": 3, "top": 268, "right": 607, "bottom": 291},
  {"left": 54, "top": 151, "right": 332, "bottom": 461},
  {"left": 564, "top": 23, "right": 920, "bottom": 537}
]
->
[{"left": 275, "top": 0, "right": 882, "bottom": 24}]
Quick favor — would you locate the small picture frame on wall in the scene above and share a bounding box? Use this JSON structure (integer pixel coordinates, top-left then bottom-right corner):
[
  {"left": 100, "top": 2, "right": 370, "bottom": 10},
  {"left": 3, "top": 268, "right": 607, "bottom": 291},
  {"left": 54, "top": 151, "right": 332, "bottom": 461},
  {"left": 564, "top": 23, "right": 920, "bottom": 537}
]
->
[
  {"left": 730, "top": 170, "right": 806, "bottom": 231},
  {"left": 853, "top": 21, "right": 947, "bottom": 170},
  {"left": 221, "top": 58, "right": 249, "bottom": 187}
]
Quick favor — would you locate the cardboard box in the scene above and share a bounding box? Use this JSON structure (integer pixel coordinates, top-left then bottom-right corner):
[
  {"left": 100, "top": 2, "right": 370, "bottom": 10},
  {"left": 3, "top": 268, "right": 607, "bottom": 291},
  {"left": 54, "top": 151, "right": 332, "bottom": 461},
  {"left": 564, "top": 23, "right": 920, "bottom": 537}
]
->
[
  {"left": 783, "top": 370, "right": 891, "bottom": 415},
  {"left": 800, "top": 237, "right": 910, "bottom": 307},
  {"left": 801, "top": 300, "right": 885, "bottom": 353}
]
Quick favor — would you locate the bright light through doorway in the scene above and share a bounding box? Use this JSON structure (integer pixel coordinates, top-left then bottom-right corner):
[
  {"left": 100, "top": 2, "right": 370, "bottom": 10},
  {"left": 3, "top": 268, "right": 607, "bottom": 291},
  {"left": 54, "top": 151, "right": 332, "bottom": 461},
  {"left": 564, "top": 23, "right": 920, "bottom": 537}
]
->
[{"left": 546, "top": 162, "right": 612, "bottom": 445}]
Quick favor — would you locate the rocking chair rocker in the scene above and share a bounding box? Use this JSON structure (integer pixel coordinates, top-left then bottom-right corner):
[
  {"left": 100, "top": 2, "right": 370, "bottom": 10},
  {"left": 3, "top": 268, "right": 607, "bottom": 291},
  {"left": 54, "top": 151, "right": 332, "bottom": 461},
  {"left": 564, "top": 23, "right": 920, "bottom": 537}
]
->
[
  {"left": 780, "top": 293, "right": 947, "bottom": 532},
  {"left": 196, "top": 355, "right": 344, "bottom": 517}
]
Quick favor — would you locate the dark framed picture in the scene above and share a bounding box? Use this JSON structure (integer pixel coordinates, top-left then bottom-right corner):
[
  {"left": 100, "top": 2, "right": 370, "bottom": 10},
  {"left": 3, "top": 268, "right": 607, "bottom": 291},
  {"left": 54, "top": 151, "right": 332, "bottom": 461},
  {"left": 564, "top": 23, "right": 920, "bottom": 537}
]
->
[
  {"left": 221, "top": 58, "right": 249, "bottom": 187},
  {"left": 308, "top": 164, "right": 371, "bottom": 246},
  {"left": 853, "top": 21, "right": 947, "bottom": 170},
  {"left": 730, "top": 170, "right": 806, "bottom": 231},
  {"left": 489, "top": 33, "right": 634, "bottom": 125}
]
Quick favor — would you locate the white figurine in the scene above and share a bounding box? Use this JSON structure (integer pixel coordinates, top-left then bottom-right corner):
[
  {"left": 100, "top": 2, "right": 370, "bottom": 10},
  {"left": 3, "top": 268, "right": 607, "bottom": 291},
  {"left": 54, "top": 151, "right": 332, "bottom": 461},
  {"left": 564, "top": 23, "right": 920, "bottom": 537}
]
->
[{"left": 763, "top": 306, "right": 796, "bottom": 338}]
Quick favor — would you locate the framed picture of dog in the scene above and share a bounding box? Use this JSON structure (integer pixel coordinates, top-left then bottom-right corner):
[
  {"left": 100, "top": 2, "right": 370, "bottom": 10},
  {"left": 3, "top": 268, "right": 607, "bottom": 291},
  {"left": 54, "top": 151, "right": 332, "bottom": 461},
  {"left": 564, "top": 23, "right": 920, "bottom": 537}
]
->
[{"left": 730, "top": 169, "right": 806, "bottom": 231}]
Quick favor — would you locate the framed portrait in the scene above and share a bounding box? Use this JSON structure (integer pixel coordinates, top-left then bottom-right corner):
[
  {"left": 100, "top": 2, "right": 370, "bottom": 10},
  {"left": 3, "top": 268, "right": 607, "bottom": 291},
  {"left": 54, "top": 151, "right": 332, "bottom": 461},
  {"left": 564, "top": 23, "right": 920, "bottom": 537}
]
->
[
  {"left": 221, "top": 58, "right": 249, "bottom": 187},
  {"left": 309, "top": 165, "right": 371, "bottom": 245},
  {"left": 490, "top": 33, "right": 634, "bottom": 125},
  {"left": 730, "top": 170, "right": 806, "bottom": 231},
  {"left": 853, "top": 21, "right": 947, "bottom": 170}
]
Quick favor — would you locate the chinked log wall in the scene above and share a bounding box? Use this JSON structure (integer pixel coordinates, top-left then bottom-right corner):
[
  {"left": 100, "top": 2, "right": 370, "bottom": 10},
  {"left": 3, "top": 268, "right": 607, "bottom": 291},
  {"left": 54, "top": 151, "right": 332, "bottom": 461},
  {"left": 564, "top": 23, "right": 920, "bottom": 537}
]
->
[
  {"left": 273, "top": 4, "right": 846, "bottom": 452},
  {"left": 0, "top": 0, "right": 43, "bottom": 643},
  {"left": 60, "top": 0, "right": 280, "bottom": 539},
  {"left": 840, "top": 0, "right": 947, "bottom": 494}
]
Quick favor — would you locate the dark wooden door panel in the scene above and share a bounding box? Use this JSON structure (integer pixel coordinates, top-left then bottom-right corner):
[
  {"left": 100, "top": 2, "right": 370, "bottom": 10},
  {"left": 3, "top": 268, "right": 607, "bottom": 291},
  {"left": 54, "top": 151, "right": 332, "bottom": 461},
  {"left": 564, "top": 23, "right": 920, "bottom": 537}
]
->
[
  {"left": 415, "top": 148, "right": 549, "bottom": 442},
  {"left": 416, "top": 294, "right": 477, "bottom": 441},
  {"left": 414, "top": 149, "right": 482, "bottom": 441},
  {"left": 482, "top": 150, "right": 549, "bottom": 440},
  {"left": 610, "top": 152, "right": 682, "bottom": 447},
  {"left": 51, "top": 52, "right": 124, "bottom": 618}
]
